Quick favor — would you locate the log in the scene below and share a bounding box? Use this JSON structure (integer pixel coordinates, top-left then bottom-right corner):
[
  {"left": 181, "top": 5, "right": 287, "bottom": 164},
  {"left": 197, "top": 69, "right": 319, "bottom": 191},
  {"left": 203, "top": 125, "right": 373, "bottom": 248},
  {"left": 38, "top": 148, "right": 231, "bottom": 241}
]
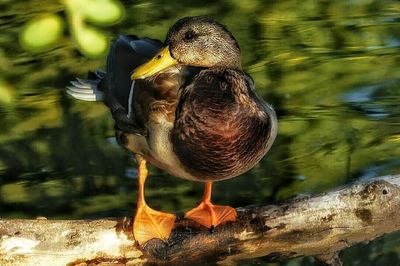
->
[{"left": 1, "top": 174, "right": 399, "bottom": 265}]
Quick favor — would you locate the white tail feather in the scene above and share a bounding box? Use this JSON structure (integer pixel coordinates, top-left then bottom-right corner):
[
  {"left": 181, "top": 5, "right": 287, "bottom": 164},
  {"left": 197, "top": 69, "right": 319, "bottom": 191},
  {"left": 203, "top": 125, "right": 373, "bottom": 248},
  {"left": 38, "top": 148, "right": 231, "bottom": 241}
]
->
[{"left": 66, "top": 78, "right": 104, "bottom": 102}]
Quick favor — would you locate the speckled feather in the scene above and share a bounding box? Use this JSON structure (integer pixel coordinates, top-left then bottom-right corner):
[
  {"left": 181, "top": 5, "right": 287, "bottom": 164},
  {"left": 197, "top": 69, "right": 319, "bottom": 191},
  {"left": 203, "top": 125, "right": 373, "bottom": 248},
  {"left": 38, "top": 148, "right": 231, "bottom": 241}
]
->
[{"left": 171, "top": 68, "right": 276, "bottom": 180}]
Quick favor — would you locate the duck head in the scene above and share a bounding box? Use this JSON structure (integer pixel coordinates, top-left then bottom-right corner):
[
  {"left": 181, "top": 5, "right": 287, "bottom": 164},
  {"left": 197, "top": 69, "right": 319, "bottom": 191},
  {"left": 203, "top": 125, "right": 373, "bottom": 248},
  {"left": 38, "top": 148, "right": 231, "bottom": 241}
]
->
[{"left": 131, "top": 16, "right": 241, "bottom": 80}]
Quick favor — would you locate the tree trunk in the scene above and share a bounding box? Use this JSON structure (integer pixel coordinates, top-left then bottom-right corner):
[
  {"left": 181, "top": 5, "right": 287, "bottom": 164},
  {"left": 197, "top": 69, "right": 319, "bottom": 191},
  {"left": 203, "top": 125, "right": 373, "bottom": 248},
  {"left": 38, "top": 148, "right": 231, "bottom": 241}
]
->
[{"left": 1, "top": 174, "right": 399, "bottom": 265}]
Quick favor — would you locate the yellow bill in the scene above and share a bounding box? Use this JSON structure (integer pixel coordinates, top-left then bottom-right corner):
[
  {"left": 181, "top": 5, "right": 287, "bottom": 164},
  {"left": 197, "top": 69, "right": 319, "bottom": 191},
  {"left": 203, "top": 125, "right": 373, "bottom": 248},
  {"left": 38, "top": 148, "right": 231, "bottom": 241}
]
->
[{"left": 131, "top": 46, "right": 178, "bottom": 80}]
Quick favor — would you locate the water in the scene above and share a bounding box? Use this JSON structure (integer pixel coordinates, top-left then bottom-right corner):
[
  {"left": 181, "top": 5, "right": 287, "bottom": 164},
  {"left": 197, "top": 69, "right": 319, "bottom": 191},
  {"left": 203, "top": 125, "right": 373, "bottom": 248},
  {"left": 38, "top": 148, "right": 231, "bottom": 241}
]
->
[{"left": 0, "top": 0, "right": 399, "bottom": 265}]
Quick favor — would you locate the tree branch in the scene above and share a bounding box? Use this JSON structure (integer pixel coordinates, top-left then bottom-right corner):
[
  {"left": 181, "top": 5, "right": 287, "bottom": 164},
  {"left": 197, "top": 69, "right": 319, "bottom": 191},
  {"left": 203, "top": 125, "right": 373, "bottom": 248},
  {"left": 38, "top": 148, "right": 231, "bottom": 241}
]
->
[{"left": 1, "top": 174, "right": 399, "bottom": 265}]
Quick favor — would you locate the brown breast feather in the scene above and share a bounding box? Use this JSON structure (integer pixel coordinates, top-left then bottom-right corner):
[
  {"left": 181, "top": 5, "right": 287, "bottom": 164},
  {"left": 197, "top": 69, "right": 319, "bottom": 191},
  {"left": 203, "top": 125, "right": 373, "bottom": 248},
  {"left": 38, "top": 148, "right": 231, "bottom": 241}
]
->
[
  {"left": 171, "top": 69, "right": 274, "bottom": 181},
  {"left": 132, "top": 69, "right": 183, "bottom": 130}
]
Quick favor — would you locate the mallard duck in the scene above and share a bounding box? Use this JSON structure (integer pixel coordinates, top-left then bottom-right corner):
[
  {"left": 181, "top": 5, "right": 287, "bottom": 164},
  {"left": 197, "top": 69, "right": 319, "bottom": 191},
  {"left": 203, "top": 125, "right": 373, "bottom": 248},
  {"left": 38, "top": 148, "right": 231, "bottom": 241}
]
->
[{"left": 67, "top": 16, "right": 277, "bottom": 245}]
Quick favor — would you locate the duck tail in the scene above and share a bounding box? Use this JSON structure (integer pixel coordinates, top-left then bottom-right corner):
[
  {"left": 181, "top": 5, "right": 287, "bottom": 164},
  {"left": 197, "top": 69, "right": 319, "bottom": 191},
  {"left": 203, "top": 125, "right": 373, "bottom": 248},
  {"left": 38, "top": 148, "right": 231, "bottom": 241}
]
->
[{"left": 66, "top": 70, "right": 106, "bottom": 101}]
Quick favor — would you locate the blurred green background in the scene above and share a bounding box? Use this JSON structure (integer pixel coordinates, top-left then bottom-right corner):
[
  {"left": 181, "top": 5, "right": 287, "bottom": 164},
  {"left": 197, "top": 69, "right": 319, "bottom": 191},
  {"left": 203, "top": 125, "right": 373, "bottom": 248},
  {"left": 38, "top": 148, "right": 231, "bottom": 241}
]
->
[{"left": 0, "top": 0, "right": 399, "bottom": 265}]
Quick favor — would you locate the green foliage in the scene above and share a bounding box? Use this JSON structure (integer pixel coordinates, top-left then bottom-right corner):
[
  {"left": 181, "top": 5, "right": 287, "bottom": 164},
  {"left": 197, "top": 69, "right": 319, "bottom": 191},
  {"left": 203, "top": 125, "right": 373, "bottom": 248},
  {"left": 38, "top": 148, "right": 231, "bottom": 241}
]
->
[
  {"left": 18, "top": 0, "right": 124, "bottom": 57},
  {"left": 75, "top": 0, "right": 125, "bottom": 25},
  {"left": 64, "top": 0, "right": 125, "bottom": 57}
]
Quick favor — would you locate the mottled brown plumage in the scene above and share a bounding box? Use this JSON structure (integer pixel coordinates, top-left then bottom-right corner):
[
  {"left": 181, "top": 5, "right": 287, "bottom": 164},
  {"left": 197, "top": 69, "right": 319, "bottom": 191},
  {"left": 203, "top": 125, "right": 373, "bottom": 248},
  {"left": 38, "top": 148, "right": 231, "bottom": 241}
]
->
[
  {"left": 123, "top": 17, "right": 277, "bottom": 182},
  {"left": 171, "top": 68, "right": 275, "bottom": 180},
  {"left": 67, "top": 16, "right": 278, "bottom": 244}
]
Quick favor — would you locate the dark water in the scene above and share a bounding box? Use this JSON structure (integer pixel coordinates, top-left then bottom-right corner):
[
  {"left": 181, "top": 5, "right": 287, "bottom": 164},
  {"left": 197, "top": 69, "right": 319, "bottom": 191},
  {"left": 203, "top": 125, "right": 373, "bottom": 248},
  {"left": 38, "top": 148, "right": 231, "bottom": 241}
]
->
[{"left": 0, "top": 0, "right": 399, "bottom": 265}]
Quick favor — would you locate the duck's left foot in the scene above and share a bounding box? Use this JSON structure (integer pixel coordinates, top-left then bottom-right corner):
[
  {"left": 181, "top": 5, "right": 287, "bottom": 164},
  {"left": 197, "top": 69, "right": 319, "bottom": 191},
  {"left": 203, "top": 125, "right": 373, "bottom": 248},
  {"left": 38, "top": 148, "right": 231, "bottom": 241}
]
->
[
  {"left": 185, "top": 181, "right": 237, "bottom": 228},
  {"left": 185, "top": 201, "right": 237, "bottom": 228},
  {"left": 134, "top": 203, "right": 176, "bottom": 244},
  {"left": 133, "top": 156, "right": 176, "bottom": 245}
]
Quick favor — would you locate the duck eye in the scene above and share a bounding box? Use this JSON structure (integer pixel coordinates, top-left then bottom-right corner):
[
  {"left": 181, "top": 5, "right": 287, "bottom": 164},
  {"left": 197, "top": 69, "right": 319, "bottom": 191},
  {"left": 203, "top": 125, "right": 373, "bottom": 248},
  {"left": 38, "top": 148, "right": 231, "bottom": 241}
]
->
[{"left": 184, "top": 30, "right": 196, "bottom": 41}]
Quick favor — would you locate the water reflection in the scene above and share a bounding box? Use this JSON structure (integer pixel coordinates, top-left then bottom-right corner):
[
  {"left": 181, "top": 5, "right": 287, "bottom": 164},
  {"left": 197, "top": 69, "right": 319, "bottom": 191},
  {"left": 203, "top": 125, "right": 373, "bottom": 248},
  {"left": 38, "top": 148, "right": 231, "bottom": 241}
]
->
[
  {"left": 344, "top": 80, "right": 400, "bottom": 119},
  {"left": 0, "top": 0, "right": 399, "bottom": 265}
]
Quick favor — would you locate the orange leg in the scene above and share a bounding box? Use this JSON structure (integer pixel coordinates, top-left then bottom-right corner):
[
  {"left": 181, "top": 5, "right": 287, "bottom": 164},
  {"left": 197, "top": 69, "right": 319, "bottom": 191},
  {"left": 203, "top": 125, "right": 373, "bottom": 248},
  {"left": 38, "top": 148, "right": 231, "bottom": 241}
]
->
[
  {"left": 185, "top": 182, "right": 237, "bottom": 228},
  {"left": 133, "top": 158, "right": 176, "bottom": 244}
]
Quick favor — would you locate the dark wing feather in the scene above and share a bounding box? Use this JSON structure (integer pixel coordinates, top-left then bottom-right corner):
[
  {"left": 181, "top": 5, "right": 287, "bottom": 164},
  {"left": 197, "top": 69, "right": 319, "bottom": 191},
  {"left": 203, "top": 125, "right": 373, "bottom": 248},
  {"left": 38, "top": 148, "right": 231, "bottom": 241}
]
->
[{"left": 100, "top": 35, "right": 163, "bottom": 134}]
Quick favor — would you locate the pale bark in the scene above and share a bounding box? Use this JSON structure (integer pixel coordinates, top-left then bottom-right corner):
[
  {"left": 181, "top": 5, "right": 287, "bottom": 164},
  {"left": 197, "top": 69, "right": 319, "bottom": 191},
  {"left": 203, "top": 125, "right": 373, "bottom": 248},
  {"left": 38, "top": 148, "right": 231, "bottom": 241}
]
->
[{"left": 1, "top": 174, "right": 399, "bottom": 265}]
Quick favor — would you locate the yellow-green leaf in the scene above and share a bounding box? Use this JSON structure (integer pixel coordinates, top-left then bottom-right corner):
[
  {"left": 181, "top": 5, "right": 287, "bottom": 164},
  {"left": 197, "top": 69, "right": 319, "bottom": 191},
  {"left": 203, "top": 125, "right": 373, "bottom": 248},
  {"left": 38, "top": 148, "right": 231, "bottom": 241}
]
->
[
  {"left": 83, "top": 0, "right": 124, "bottom": 25},
  {"left": 19, "top": 14, "right": 64, "bottom": 51},
  {"left": 75, "top": 25, "right": 108, "bottom": 57},
  {"left": 66, "top": 0, "right": 124, "bottom": 25}
]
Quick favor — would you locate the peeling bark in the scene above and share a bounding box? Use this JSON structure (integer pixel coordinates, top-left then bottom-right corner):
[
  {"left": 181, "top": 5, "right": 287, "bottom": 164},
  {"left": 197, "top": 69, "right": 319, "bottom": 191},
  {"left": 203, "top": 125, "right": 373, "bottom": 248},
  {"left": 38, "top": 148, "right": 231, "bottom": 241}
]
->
[{"left": 0, "top": 174, "right": 399, "bottom": 265}]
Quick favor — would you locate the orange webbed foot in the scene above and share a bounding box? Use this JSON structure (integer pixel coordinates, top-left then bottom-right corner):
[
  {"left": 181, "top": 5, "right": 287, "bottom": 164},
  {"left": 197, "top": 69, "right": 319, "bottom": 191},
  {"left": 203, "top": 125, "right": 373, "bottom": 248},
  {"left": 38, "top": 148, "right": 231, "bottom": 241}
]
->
[
  {"left": 185, "top": 181, "right": 237, "bottom": 228},
  {"left": 133, "top": 157, "right": 176, "bottom": 245},
  {"left": 185, "top": 201, "right": 237, "bottom": 228},
  {"left": 134, "top": 204, "right": 176, "bottom": 244}
]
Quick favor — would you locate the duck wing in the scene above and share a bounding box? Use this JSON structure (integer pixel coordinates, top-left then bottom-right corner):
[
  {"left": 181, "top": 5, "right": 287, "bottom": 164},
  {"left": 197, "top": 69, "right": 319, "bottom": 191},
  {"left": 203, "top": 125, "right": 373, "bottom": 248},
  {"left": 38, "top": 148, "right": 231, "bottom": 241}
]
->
[
  {"left": 67, "top": 35, "right": 163, "bottom": 134},
  {"left": 104, "top": 35, "right": 163, "bottom": 111}
]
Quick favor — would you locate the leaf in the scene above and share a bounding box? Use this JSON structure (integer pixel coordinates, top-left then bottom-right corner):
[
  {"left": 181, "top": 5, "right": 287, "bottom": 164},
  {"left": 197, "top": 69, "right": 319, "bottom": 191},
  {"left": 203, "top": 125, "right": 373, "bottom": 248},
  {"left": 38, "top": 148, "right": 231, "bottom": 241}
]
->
[
  {"left": 83, "top": 0, "right": 124, "bottom": 25},
  {"left": 67, "top": 0, "right": 124, "bottom": 25},
  {"left": 19, "top": 14, "right": 64, "bottom": 51},
  {"left": 74, "top": 24, "right": 109, "bottom": 57}
]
